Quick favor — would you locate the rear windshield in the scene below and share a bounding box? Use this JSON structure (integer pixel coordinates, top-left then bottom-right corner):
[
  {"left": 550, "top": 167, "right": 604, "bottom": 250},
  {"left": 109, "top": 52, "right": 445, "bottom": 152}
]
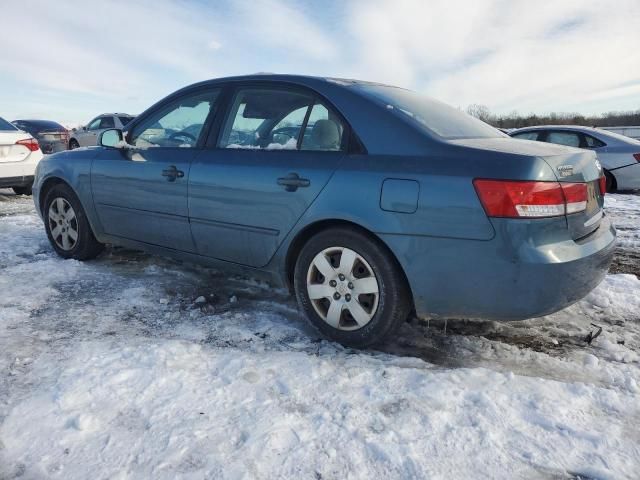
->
[
  {"left": 596, "top": 128, "right": 640, "bottom": 145},
  {"left": 0, "top": 117, "right": 17, "bottom": 131},
  {"left": 356, "top": 84, "right": 503, "bottom": 140},
  {"left": 13, "top": 120, "right": 65, "bottom": 134}
]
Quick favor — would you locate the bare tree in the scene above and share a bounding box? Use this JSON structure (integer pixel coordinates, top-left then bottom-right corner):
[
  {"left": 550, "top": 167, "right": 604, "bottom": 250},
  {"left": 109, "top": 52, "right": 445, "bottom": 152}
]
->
[{"left": 466, "top": 104, "right": 493, "bottom": 122}]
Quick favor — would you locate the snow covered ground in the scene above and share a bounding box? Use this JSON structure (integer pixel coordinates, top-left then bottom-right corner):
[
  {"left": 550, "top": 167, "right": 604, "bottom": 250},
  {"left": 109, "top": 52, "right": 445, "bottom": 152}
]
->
[{"left": 0, "top": 189, "right": 639, "bottom": 479}]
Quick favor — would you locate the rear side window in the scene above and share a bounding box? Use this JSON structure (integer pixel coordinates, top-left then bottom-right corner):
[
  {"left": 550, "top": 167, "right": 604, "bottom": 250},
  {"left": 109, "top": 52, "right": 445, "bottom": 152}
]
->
[
  {"left": 219, "top": 87, "right": 346, "bottom": 151},
  {"left": 0, "top": 117, "right": 17, "bottom": 131},
  {"left": 130, "top": 89, "right": 220, "bottom": 148},
  {"left": 584, "top": 134, "right": 606, "bottom": 148},
  {"left": 511, "top": 131, "right": 540, "bottom": 141},
  {"left": 546, "top": 131, "right": 581, "bottom": 148},
  {"left": 99, "top": 117, "right": 115, "bottom": 129}
]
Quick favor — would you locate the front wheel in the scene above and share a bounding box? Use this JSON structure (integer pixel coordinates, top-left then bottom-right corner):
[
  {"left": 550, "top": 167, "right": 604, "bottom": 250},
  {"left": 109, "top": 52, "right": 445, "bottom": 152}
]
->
[
  {"left": 43, "top": 184, "right": 104, "bottom": 260},
  {"left": 69, "top": 139, "right": 80, "bottom": 150},
  {"left": 294, "top": 227, "right": 411, "bottom": 348}
]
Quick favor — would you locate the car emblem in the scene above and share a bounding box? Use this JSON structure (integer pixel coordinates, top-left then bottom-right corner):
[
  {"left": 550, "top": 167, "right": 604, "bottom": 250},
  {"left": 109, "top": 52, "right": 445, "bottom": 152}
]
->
[
  {"left": 594, "top": 159, "right": 602, "bottom": 171},
  {"left": 557, "top": 165, "right": 574, "bottom": 177}
]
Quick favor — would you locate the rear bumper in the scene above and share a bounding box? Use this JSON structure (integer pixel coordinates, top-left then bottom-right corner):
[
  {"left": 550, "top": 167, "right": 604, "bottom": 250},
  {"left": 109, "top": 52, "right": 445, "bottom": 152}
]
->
[
  {"left": 612, "top": 162, "right": 640, "bottom": 191},
  {"left": 39, "top": 141, "right": 67, "bottom": 154},
  {"left": 381, "top": 215, "right": 616, "bottom": 321},
  {"left": 0, "top": 175, "right": 34, "bottom": 188}
]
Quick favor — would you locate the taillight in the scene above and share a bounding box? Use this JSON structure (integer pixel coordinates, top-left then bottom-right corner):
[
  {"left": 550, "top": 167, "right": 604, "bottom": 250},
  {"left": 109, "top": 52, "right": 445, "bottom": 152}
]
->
[
  {"left": 473, "top": 179, "right": 587, "bottom": 218},
  {"left": 599, "top": 175, "right": 607, "bottom": 196},
  {"left": 633, "top": 153, "right": 640, "bottom": 162},
  {"left": 15, "top": 137, "right": 40, "bottom": 152}
]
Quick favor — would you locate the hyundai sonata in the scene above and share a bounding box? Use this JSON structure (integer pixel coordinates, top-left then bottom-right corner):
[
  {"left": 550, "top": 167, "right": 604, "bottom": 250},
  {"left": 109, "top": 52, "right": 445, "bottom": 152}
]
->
[{"left": 33, "top": 75, "right": 616, "bottom": 347}]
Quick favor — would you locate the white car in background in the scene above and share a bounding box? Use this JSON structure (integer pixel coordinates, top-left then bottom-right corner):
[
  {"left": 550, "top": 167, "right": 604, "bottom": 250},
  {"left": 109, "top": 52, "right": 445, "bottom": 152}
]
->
[
  {"left": 69, "top": 113, "right": 134, "bottom": 149},
  {"left": 0, "top": 116, "right": 43, "bottom": 195},
  {"left": 510, "top": 125, "right": 640, "bottom": 192}
]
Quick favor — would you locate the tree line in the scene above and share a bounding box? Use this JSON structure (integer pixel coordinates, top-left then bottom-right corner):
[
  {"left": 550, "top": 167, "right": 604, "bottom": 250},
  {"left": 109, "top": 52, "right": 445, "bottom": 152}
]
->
[{"left": 466, "top": 104, "right": 640, "bottom": 129}]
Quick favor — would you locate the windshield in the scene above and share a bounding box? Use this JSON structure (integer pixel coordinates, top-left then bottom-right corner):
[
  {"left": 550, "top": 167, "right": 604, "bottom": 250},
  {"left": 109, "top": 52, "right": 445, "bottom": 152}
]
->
[
  {"left": 356, "top": 84, "right": 503, "bottom": 140},
  {"left": 0, "top": 117, "right": 17, "bottom": 131}
]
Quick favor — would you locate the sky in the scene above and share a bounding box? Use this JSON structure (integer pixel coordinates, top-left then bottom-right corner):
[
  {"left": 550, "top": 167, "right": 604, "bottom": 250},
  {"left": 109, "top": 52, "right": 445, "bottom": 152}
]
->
[{"left": 1, "top": 0, "right": 640, "bottom": 126}]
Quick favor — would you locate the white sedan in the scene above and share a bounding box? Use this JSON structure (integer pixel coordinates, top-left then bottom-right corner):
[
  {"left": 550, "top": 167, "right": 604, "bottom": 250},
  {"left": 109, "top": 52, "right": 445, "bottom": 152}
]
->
[
  {"left": 0, "top": 116, "right": 43, "bottom": 195},
  {"left": 510, "top": 125, "right": 640, "bottom": 192}
]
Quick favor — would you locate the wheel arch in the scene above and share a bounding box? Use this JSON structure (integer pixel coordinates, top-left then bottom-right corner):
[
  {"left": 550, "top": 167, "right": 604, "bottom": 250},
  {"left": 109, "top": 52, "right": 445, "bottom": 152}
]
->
[
  {"left": 39, "top": 176, "right": 70, "bottom": 213},
  {"left": 283, "top": 218, "right": 415, "bottom": 311}
]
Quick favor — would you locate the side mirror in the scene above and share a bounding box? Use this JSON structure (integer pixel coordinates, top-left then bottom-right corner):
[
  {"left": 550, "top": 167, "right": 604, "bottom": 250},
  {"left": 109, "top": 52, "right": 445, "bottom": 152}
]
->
[
  {"left": 82, "top": 126, "right": 87, "bottom": 131},
  {"left": 99, "top": 129, "right": 124, "bottom": 148},
  {"left": 72, "top": 127, "right": 77, "bottom": 132}
]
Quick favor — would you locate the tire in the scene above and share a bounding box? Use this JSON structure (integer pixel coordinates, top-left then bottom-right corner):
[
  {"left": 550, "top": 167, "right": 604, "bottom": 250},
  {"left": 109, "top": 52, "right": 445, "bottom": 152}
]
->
[
  {"left": 294, "top": 227, "right": 411, "bottom": 348},
  {"left": 604, "top": 170, "right": 616, "bottom": 193},
  {"left": 43, "top": 183, "right": 104, "bottom": 260},
  {"left": 12, "top": 183, "right": 33, "bottom": 196},
  {"left": 69, "top": 139, "right": 80, "bottom": 150}
]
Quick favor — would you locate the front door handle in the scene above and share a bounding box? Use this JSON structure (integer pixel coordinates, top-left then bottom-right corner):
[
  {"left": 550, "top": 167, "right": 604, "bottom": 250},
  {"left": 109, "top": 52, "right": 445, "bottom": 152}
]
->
[
  {"left": 162, "top": 165, "right": 184, "bottom": 182},
  {"left": 277, "top": 172, "right": 310, "bottom": 192}
]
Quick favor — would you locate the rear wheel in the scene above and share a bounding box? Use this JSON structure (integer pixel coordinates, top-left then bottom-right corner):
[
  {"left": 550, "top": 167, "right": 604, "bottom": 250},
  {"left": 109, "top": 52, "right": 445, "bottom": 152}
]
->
[
  {"left": 294, "top": 227, "right": 410, "bottom": 348},
  {"left": 43, "top": 184, "right": 104, "bottom": 260},
  {"left": 604, "top": 170, "right": 616, "bottom": 193},
  {"left": 69, "top": 139, "right": 80, "bottom": 150},
  {"left": 12, "top": 183, "right": 33, "bottom": 196}
]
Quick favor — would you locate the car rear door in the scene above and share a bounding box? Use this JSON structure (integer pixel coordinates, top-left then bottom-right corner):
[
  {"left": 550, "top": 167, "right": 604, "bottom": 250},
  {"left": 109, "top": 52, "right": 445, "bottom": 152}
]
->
[
  {"left": 91, "top": 88, "right": 221, "bottom": 251},
  {"left": 188, "top": 84, "right": 347, "bottom": 267}
]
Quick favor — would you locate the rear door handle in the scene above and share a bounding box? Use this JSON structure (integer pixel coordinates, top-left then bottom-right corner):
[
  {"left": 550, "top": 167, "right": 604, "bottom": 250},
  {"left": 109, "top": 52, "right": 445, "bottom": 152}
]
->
[
  {"left": 277, "top": 172, "right": 310, "bottom": 192},
  {"left": 162, "top": 165, "right": 184, "bottom": 182}
]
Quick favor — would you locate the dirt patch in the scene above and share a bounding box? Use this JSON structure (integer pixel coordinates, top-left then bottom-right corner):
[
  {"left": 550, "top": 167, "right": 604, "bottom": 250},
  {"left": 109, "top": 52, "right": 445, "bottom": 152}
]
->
[{"left": 609, "top": 246, "right": 640, "bottom": 277}]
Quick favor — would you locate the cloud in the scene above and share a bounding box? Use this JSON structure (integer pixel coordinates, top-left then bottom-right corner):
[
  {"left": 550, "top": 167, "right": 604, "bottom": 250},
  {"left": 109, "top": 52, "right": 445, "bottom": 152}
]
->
[
  {"left": 1, "top": 0, "right": 639, "bottom": 122},
  {"left": 345, "top": 0, "right": 640, "bottom": 114}
]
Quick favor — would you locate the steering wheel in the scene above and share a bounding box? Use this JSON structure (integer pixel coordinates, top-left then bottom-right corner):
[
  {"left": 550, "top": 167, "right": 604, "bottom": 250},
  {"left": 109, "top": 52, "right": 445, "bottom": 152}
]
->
[{"left": 168, "top": 131, "right": 196, "bottom": 143}]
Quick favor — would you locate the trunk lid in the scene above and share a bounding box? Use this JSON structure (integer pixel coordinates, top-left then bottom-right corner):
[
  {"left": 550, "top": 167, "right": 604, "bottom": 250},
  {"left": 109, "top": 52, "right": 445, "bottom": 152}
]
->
[
  {"left": 450, "top": 137, "right": 604, "bottom": 239},
  {"left": 534, "top": 144, "right": 604, "bottom": 240}
]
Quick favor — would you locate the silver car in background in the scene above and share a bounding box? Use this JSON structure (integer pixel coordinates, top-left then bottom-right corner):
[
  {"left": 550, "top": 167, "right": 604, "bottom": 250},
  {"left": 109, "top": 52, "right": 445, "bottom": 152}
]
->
[
  {"left": 69, "top": 113, "right": 134, "bottom": 149},
  {"left": 510, "top": 125, "right": 640, "bottom": 192}
]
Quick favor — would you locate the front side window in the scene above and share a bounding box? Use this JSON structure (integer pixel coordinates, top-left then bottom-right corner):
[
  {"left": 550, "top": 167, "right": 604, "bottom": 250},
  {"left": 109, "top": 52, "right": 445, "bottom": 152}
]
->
[
  {"left": 118, "top": 116, "right": 134, "bottom": 126},
  {"left": 87, "top": 118, "right": 102, "bottom": 130},
  {"left": 219, "top": 88, "right": 346, "bottom": 151},
  {"left": 511, "top": 131, "right": 539, "bottom": 141},
  {"left": 130, "top": 89, "right": 220, "bottom": 148},
  {"left": 546, "top": 131, "right": 581, "bottom": 148}
]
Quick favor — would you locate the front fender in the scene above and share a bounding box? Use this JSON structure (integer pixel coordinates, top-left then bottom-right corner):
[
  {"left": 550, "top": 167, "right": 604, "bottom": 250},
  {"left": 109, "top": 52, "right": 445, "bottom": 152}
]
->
[{"left": 33, "top": 148, "right": 103, "bottom": 235}]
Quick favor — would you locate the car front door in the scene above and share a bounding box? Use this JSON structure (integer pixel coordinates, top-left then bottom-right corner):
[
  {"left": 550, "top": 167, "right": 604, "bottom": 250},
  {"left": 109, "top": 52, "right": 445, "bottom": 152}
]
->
[
  {"left": 189, "top": 85, "right": 348, "bottom": 267},
  {"left": 91, "top": 88, "right": 221, "bottom": 251},
  {"left": 77, "top": 117, "right": 102, "bottom": 146}
]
